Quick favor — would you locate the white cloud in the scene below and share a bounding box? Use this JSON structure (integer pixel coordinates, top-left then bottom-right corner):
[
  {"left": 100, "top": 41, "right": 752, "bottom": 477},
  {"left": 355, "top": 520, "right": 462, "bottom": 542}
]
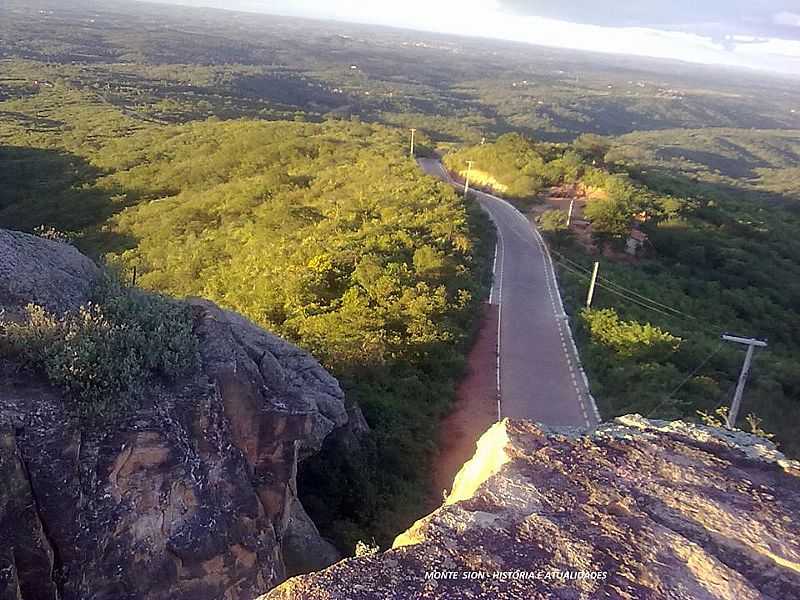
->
[
  {"left": 774, "top": 11, "right": 800, "bottom": 27},
  {"left": 144, "top": 0, "right": 800, "bottom": 73}
]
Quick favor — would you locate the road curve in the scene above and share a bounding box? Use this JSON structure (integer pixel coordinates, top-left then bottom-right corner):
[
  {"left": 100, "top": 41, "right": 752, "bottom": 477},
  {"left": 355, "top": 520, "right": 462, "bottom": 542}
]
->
[{"left": 419, "top": 158, "right": 600, "bottom": 428}]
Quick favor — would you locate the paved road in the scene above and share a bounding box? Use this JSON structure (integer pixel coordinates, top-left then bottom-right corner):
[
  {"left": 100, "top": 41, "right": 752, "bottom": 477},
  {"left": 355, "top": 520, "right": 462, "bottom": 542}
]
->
[{"left": 419, "top": 158, "right": 600, "bottom": 428}]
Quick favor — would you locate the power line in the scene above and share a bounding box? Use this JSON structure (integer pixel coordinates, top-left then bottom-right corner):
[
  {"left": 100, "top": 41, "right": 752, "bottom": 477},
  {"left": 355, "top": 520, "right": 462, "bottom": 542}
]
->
[
  {"left": 552, "top": 251, "right": 685, "bottom": 316},
  {"left": 551, "top": 249, "right": 697, "bottom": 321},
  {"left": 599, "top": 275, "right": 696, "bottom": 321},
  {"left": 551, "top": 251, "right": 735, "bottom": 337},
  {"left": 550, "top": 250, "right": 593, "bottom": 274},
  {"left": 555, "top": 260, "right": 681, "bottom": 320},
  {"left": 645, "top": 341, "right": 725, "bottom": 418},
  {"left": 595, "top": 280, "right": 679, "bottom": 320},
  {"left": 558, "top": 259, "right": 729, "bottom": 338},
  {"left": 553, "top": 257, "right": 767, "bottom": 428},
  {"left": 549, "top": 252, "right": 769, "bottom": 429}
]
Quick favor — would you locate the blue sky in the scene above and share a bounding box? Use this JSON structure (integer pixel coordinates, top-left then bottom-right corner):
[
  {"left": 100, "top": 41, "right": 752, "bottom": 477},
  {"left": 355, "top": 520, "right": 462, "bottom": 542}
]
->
[{"left": 144, "top": 0, "right": 800, "bottom": 74}]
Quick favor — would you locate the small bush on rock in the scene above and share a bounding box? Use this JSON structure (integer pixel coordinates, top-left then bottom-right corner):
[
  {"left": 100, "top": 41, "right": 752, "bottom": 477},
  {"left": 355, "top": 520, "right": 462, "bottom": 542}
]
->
[
  {"left": 33, "top": 225, "right": 74, "bottom": 244},
  {"left": 0, "top": 273, "right": 199, "bottom": 420},
  {"left": 354, "top": 540, "right": 380, "bottom": 557}
]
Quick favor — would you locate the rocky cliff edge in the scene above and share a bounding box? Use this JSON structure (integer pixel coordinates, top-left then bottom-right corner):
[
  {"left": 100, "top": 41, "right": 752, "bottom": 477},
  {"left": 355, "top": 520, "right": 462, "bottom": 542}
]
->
[
  {"left": 0, "top": 229, "right": 366, "bottom": 600},
  {"left": 265, "top": 416, "right": 800, "bottom": 600}
]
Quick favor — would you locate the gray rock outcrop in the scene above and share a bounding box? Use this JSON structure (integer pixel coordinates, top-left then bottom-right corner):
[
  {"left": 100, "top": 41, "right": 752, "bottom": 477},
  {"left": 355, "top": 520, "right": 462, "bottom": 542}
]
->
[
  {"left": 0, "top": 229, "right": 99, "bottom": 315},
  {"left": 265, "top": 416, "right": 800, "bottom": 600},
  {"left": 0, "top": 229, "right": 359, "bottom": 600}
]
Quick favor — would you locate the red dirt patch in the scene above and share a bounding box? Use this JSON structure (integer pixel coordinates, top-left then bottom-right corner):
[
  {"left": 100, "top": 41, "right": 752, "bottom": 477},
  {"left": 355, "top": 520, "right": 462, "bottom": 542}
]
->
[{"left": 429, "top": 303, "right": 499, "bottom": 507}]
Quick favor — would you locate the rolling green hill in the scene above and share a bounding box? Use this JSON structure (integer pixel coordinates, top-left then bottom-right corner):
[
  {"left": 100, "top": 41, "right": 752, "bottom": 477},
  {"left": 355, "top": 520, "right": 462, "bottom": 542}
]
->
[
  {"left": 610, "top": 128, "right": 800, "bottom": 201},
  {"left": 4, "top": 0, "right": 800, "bottom": 143}
]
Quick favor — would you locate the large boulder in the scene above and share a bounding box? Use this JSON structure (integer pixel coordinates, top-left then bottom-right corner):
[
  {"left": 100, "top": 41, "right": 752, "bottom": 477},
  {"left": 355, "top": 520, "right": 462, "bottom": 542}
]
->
[
  {"left": 0, "top": 230, "right": 357, "bottom": 599},
  {"left": 264, "top": 416, "right": 800, "bottom": 600},
  {"left": 282, "top": 495, "right": 341, "bottom": 577},
  {"left": 0, "top": 229, "right": 98, "bottom": 314}
]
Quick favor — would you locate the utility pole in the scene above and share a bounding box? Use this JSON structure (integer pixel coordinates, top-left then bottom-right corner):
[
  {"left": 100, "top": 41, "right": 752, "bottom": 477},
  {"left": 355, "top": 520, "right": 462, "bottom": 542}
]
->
[
  {"left": 566, "top": 199, "right": 575, "bottom": 227},
  {"left": 721, "top": 334, "right": 767, "bottom": 429},
  {"left": 464, "top": 160, "right": 475, "bottom": 199},
  {"left": 586, "top": 261, "right": 600, "bottom": 308},
  {"left": 409, "top": 128, "right": 416, "bottom": 158}
]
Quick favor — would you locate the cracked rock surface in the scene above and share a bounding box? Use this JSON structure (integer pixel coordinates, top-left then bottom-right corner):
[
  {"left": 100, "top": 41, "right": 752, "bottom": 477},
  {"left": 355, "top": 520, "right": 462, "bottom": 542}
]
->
[{"left": 264, "top": 416, "right": 800, "bottom": 600}]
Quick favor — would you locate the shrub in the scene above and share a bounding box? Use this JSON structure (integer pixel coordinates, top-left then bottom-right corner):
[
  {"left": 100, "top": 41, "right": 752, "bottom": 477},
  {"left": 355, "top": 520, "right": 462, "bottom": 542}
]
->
[
  {"left": 538, "top": 209, "right": 572, "bottom": 247},
  {"left": 538, "top": 209, "right": 569, "bottom": 233},
  {"left": 581, "top": 308, "right": 680, "bottom": 362},
  {"left": 0, "top": 274, "right": 199, "bottom": 420},
  {"left": 583, "top": 197, "right": 633, "bottom": 239},
  {"left": 354, "top": 540, "right": 380, "bottom": 557},
  {"left": 33, "top": 225, "right": 74, "bottom": 244}
]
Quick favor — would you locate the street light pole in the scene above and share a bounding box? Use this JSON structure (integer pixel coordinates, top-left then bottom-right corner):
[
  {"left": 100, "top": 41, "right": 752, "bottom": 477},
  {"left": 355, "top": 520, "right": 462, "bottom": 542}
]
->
[
  {"left": 464, "top": 160, "right": 475, "bottom": 199},
  {"left": 721, "top": 334, "right": 768, "bottom": 428},
  {"left": 409, "top": 128, "right": 416, "bottom": 158}
]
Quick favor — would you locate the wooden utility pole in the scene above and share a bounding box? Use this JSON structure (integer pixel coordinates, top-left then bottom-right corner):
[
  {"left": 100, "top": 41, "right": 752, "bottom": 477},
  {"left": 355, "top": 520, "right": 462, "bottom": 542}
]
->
[
  {"left": 567, "top": 199, "right": 575, "bottom": 227},
  {"left": 464, "top": 160, "right": 475, "bottom": 199},
  {"left": 409, "top": 128, "right": 416, "bottom": 158},
  {"left": 721, "top": 334, "right": 767, "bottom": 428},
  {"left": 586, "top": 261, "right": 600, "bottom": 308}
]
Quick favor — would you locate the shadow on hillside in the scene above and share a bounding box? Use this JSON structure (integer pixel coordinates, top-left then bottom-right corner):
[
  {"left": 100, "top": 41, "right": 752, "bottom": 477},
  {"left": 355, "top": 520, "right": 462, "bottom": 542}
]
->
[
  {"left": 0, "top": 145, "right": 137, "bottom": 257},
  {"left": 629, "top": 165, "right": 800, "bottom": 212},
  {"left": 653, "top": 147, "right": 766, "bottom": 180},
  {"left": 0, "top": 110, "right": 64, "bottom": 132}
]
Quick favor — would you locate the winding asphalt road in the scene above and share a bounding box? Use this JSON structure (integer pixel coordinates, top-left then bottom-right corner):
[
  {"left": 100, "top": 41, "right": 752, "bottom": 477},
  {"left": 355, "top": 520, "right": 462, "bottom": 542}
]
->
[{"left": 419, "top": 158, "right": 600, "bottom": 428}]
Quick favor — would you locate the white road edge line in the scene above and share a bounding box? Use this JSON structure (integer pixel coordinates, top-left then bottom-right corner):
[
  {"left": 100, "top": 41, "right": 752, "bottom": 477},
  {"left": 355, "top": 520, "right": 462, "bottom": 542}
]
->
[
  {"left": 489, "top": 243, "right": 498, "bottom": 305},
  {"left": 423, "top": 159, "right": 593, "bottom": 424},
  {"left": 495, "top": 225, "right": 505, "bottom": 422},
  {"left": 477, "top": 188, "right": 602, "bottom": 426}
]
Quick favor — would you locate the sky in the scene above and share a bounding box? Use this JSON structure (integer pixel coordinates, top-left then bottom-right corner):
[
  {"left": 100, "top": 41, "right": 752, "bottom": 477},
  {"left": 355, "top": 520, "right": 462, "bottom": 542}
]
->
[{"left": 145, "top": 0, "right": 800, "bottom": 74}]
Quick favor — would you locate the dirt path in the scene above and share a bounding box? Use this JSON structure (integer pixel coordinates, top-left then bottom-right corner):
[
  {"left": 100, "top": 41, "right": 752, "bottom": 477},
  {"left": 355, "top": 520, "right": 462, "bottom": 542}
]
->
[{"left": 429, "top": 303, "right": 499, "bottom": 504}]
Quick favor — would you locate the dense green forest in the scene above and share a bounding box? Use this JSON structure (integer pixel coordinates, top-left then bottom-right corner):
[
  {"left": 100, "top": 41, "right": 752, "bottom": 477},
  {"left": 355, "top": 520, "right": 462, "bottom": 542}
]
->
[
  {"left": 105, "top": 119, "right": 494, "bottom": 547},
  {"left": 443, "top": 132, "right": 613, "bottom": 199},
  {"left": 1, "top": 104, "right": 493, "bottom": 548},
  {"left": 444, "top": 134, "right": 800, "bottom": 455},
  {"left": 2, "top": 0, "right": 800, "bottom": 551}
]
